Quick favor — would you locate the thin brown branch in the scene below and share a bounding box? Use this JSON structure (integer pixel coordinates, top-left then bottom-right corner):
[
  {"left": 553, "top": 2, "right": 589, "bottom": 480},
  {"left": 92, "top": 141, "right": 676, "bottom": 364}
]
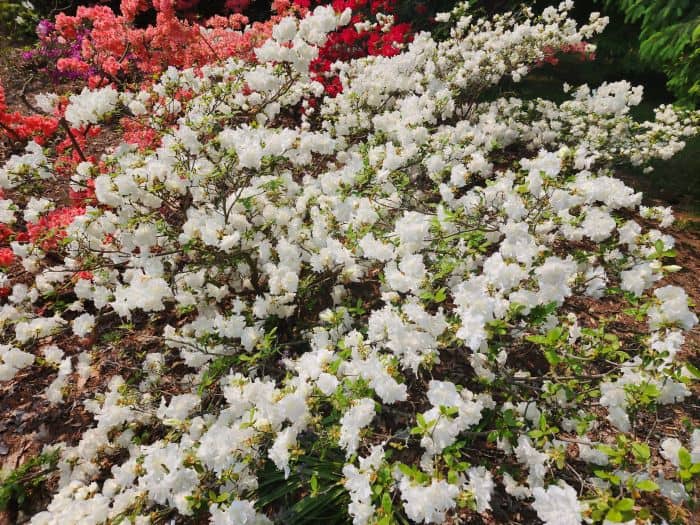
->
[{"left": 58, "top": 118, "right": 88, "bottom": 162}]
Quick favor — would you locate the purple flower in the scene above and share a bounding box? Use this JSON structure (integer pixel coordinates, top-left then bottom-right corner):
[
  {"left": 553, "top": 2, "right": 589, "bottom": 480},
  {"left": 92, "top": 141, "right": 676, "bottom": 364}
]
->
[{"left": 36, "top": 19, "right": 54, "bottom": 38}]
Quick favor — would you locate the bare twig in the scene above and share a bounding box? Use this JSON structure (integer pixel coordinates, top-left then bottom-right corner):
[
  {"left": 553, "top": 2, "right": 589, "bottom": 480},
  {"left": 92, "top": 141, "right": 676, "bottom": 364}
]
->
[{"left": 58, "top": 117, "right": 88, "bottom": 162}]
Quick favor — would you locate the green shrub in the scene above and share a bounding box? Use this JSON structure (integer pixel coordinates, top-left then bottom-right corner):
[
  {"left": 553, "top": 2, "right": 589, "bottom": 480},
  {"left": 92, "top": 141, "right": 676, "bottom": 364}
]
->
[{"left": 602, "top": 0, "right": 700, "bottom": 106}]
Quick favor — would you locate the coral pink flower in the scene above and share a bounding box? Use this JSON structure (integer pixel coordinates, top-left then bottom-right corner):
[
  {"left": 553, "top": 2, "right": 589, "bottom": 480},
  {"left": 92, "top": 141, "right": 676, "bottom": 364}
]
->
[{"left": 0, "top": 248, "right": 15, "bottom": 267}]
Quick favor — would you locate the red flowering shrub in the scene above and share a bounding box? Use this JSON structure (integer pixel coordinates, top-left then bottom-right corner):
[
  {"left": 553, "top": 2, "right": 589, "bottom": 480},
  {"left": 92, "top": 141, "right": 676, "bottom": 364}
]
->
[
  {"left": 0, "top": 248, "right": 14, "bottom": 267},
  {"left": 47, "top": 1, "right": 285, "bottom": 85},
  {"left": 0, "top": 84, "right": 59, "bottom": 145},
  {"left": 299, "top": 0, "right": 412, "bottom": 95},
  {"left": 26, "top": 206, "right": 86, "bottom": 251},
  {"left": 29, "top": 0, "right": 414, "bottom": 96},
  {"left": 120, "top": 117, "right": 162, "bottom": 151},
  {"left": 541, "top": 41, "right": 597, "bottom": 66}
]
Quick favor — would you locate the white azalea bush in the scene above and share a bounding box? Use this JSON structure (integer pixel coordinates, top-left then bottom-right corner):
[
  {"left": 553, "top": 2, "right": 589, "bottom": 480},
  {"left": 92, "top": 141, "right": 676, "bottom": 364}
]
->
[{"left": 1, "top": 2, "right": 699, "bottom": 524}]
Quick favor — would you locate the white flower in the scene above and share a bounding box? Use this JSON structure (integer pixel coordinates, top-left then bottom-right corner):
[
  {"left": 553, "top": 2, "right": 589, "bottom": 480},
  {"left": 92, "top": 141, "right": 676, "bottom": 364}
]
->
[
  {"left": 419, "top": 381, "right": 483, "bottom": 456},
  {"left": 0, "top": 345, "right": 35, "bottom": 381},
  {"left": 23, "top": 197, "right": 53, "bottom": 223},
  {"left": 394, "top": 212, "right": 431, "bottom": 250},
  {"left": 657, "top": 477, "right": 688, "bottom": 504},
  {"left": 343, "top": 445, "right": 384, "bottom": 525},
  {"left": 399, "top": 477, "right": 459, "bottom": 524},
  {"left": 46, "top": 373, "right": 68, "bottom": 403},
  {"left": 535, "top": 256, "right": 577, "bottom": 305},
  {"left": 660, "top": 438, "right": 683, "bottom": 467},
  {"left": 269, "top": 427, "right": 299, "bottom": 477},
  {"left": 640, "top": 205, "right": 675, "bottom": 227},
  {"left": 691, "top": 429, "right": 700, "bottom": 463},
  {"left": 15, "top": 316, "right": 63, "bottom": 343},
  {"left": 648, "top": 286, "right": 698, "bottom": 330},
  {"left": 467, "top": 466, "right": 493, "bottom": 513},
  {"left": 128, "top": 100, "right": 147, "bottom": 115},
  {"left": 157, "top": 394, "right": 200, "bottom": 422},
  {"left": 111, "top": 273, "right": 173, "bottom": 318},
  {"left": 514, "top": 435, "right": 549, "bottom": 488},
  {"left": 620, "top": 262, "right": 657, "bottom": 297},
  {"left": 483, "top": 252, "right": 526, "bottom": 291},
  {"left": 358, "top": 233, "right": 395, "bottom": 261},
  {"left": 503, "top": 472, "right": 531, "bottom": 499},
  {"left": 580, "top": 208, "right": 616, "bottom": 241},
  {"left": 316, "top": 372, "right": 339, "bottom": 395},
  {"left": 34, "top": 93, "right": 59, "bottom": 115},
  {"left": 273, "top": 17, "right": 297, "bottom": 43},
  {"left": 0, "top": 200, "right": 15, "bottom": 224},
  {"left": 532, "top": 482, "right": 582, "bottom": 525},
  {"left": 577, "top": 442, "right": 608, "bottom": 466},
  {"left": 435, "top": 12, "right": 451, "bottom": 23},
  {"left": 209, "top": 500, "right": 272, "bottom": 525},
  {"left": 72, "top": 313, "right": 95, "bottom": 338},
  {"left": 64, "top": 87, "right": 119, "bottom": 127},
  {"left": 339, "top": 398, "right": 375, "bottom": 457},
  {"left": 42, "top": 345, "right": 64, "bottom": 365}
]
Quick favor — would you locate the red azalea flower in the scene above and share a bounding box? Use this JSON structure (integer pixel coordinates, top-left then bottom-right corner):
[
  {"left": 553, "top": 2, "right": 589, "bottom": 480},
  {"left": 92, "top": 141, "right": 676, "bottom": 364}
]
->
[{"left": 0, "top": 248, "right": 15, "bottom": 267}]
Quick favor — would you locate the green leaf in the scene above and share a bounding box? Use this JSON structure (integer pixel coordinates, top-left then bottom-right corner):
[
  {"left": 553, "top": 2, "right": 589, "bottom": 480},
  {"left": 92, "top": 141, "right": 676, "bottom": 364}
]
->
[
  {"left": 397, "top": 463, "right": 415, "bottom": 479},
  {"left": 434, "top": 287, "right": 447, "bottom": 303},
  {"left": 631, "top": 442, "right": 651, "bottom": 462},
  {"left": 678, "top": 447, "right": 692, "bottom": 469},
  {"left": 597, "top": 445, "right": 617, "bottom": 456},
  {"left": 654, "top": 239, "right": 665, "bottom": 254},
  {"left": 439, "top": 406, "right": 459, "bottom": 418},
  {"left": 526, "top": 335, "right": 547, "bottom": 345},
  {"left": 419, "top": 290, "right": 434, "bottom": 301},
  {"left": 685, "top": 362, "right": 700, "bottom": 379},
  {"left": 544, "top": 348, "right": 561, "bottom": 366},
  {"left": 615, "top": 498, "right": 635, "bottom": 512},
  {"left": 381, "top": 492, "right": 393, "bottom": 514},
  {"left": 605, "top": 508, "right": 623, "bottom": 522},
  {"left": 546, "top": 326, "right": 564, "bottom": 345},
  {"left": 635, "top": 479, "right": 659, "bottom": 492}
]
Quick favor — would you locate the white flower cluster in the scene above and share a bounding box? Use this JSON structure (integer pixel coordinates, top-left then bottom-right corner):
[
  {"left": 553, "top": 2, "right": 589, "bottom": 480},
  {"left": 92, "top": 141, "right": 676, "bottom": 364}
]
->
[
  {"left": 0, "top": 344, "right": 34, "bottom": 380},
  {"left": 418, "top": 380, "right": 485, "bottom": 463},
  {"left": 0, "top": 2, "right": 697, "bottom": 524},
  {"left": 532, "top": 482, "right": 582, "bottom": 525},
  {"left": 398, "top": 476, "right": 459, "bottom": 524},
  {"left": 343, "top": 444, "right": 384, "bottom": 524},
  {"left": 64, "top": 86, "right": 119, "bottom": 127}
]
